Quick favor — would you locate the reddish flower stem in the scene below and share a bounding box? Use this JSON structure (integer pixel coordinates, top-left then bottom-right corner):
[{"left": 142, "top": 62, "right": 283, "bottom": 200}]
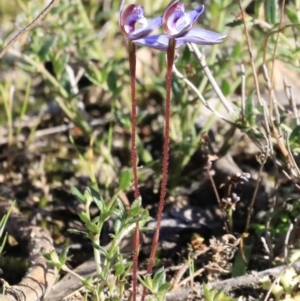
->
[
  {"left": 128, "top": 41, "right": 140, "bottom": 301},
  {"left": 141, "top": 39, "right": 176, "bottom": 301},
  {"left": 128, "top": 41, "right": 140, "bottom": 200}
]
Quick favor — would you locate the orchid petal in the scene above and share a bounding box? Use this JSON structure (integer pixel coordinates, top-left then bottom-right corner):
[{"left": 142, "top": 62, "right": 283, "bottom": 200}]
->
[
  {"left": 186, "top": 5, "right": 204, "bottom": 25},
  {"left": 129, "top": 16, "right": 162, "bottom": 40},
  {"left": 134, "top": 34, "right": 170, "bottom": 51},
  {"left": 163, "top": 1, "right": 185, "bottom": 35},
  {"left": 120, "top": 4, "right": 145, "bottom": 36},
  {"left": 120, "top": 0, "right": 226, "bottom": 50},
  {"left": 176, "top": 28, "right": 227, "bottom": 45}
]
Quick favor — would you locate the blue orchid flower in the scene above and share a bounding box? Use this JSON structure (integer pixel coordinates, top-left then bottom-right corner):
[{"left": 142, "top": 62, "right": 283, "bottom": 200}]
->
[
  {"left": 118, "top": 4, "right": 164, "bottom": 297},
  {"left": 134, "top": 0, "right": 226, "bottom": 50},
  {"left": 119, "top": 0, "right": 162, "bottom": 41}
]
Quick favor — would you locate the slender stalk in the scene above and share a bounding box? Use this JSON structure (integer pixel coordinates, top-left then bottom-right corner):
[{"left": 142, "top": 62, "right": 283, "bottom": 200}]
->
[
  {"left": 128, "top": 40, "right": 140, "bottom": 301},
  {"left": 141, "top": 39, "right": 176, "bottom": 301},
  {"left": 132, "top": 225, "right": 139, "bottom": 301},
  {"left": 197, "top": 0, "right": 230, "bottom": 94},
  {"left": 244, "top": 161, "right": 265, "bottom": 233},
  {"left": 189, "top": 43, "right": 237, "bottom": 119},
  {"left": 0, "top": 0, "right": 59, "bottom": 59},
  {"left": 236, "top": 0, "right": 262, "bottom": 106},
  {"left": 128, "top": 42, "right": 140, "bottom": 200},
  {"left": 93, "top": 234, "right": 102, "bottom": 275}
]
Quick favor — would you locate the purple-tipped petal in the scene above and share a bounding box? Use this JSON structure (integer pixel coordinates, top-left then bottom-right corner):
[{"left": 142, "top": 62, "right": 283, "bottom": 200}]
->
[
  {"left": 120, "top": 4, "right": 145, "bottom": 36},
  {"left": 129, "top": 16, "right": 162, "bottom": 40},
  {"left": 176, "top": 28, "right": 226, "bottom": 45},
  {"left": 186, "top": 5, "right": 204, "bottom": 25},
  {"left": 134, "top": 34, "right": 170, "bottom": 51},
  {"left": 163, "top": 2, "right": 205, "bottom": 37},
  {"left": 119, "top": 2, "right": 162, "bottom": 41},
  {"left": 163, "top": 0, "right": 186, "bottom": 35}
]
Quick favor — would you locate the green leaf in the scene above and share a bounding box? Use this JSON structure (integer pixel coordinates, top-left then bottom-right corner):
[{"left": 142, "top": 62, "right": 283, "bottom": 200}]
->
[
  {"left": 289, "top": 125, "right": 300, "bottom": 145},
  {"left": 90, "top": 242, "right": 108, "bottom": 257},
  {"left": 119, "top": 169, "right": 132, "bottom": 191},
  {"left": 114, "top": 110, "right": 131, "bottom": 129},
  {"left": 115, "top": 262, "right": 125, "bottom": 276},
  {"left": 100, "top": 61, "right": 112, "bottom": 83},
  {"left": 91, "top": 216, "right": 100, "bottom": 224},
  {"left": 202, "top": 285, "right": 233, "bottom": 301},
  {"left": 38, "top": 36, "right": 58, "bottom": 61},
  {"left": 44, "top": 250, "right": 63, "bottom": 268},
  {"left": 245, "top": 96, "right": 255, "bottom": 127},
  {"left": 58, "top": 247, "right": 69, "bottom": 264},
  {"left": 138, "top": 275, "right": 153, "bottom": 291},
  {"left": 214, "top": 289, "right": 234, "bottom": 301},
  {"left": 231, "top": 43, "right": 242, "bottom": 60},
  {"left": 67, "top": 229, "right": 89, "bottom": 238},
  {"left": 84, "top": 189, "right": 93, "bottom": 206},
  {"left": 112, "top": 209, "right": 123, "bottom": 218},
  {"left": 157, "top": 282, "right": 171, "bottom": 297},
  {"left": 153, "top": 267, "right": 165, "bottom": 291},
  {"left": 128, "top": 206, "right": 141, "bottom": 219},
  {"left": 139, "top": 146, "right": 153, "bottom": 163},
  {"left": 82, "top": 276, "right": 93, "bottom": 287},
  {"left": 51, "top": 53, "right": 69, "bottom": 78},
  {"left": 85, "top": 62, "right": 104, "bottom": 85},
  {"left": 127, "top": 215, "right": 147, "bottom": 224},
  {"left": 102, "top": 209, "right": 119, "bottom": 221},
  {"left": 107, "top": 69, "right": 118, "bottom": 93},
  {"left": 202, "top": 283, "right": 214, "bottom": 301},
  {"left": 116, "top": 198, "right": 125, "bottom": 219},
  {"left": 286, "top": 6, "right": 299, "bottom": 23},
  {"left": 114, "top": 218, "right": 122, "bottom": 234},
  {"left": 88, "top": 187, "right": 105, "bottom": 213},
  {"left": 127, "top": 197, "right": 142, "bottom": 218},
  {"left": 78, "top": 211, "right": 90, "bottom": 223},
  {"left": 221, "top": 79, "right": 231, "bottom": 96},
  {"left": 131, "top": 196, "right": 142, "bottom": 209},
  {"left": 232, "top": 243, "right": 252, "bottom": 277},
  {"left": 71, "top": 186, "right": 85, "bottom": 204},
  {"left": 86, "top": 222, "right": 99, "bottom": 235},
  {"left": 264, "top": 0, "right": 278, "bottom": 24}
]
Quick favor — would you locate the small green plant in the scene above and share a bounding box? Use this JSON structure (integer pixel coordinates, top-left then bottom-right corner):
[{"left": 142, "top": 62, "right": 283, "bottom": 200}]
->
[
  {"left": 138, "top": 267, "right": 171, "bottom": 301},
  {"left": 44, "top": 170, "right": 149, "bottom": 300},
  {"left": 261, "top": 267, "right": 300, "bottom": 301},
  {"left": 202, "top": 283, "right": 233, "bottom": 301}
]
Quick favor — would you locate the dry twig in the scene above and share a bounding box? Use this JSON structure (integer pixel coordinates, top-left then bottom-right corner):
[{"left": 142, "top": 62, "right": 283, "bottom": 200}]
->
[{"left": 0, "top": 0, "right": 59, "bottom": 59}]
